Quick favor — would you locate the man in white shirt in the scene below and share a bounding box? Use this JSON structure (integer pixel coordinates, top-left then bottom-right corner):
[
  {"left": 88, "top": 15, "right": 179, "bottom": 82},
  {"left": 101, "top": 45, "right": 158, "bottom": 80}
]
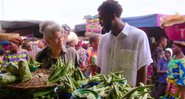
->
[{"left": 97, "top": 0, "right": 153, "bottom": 86}]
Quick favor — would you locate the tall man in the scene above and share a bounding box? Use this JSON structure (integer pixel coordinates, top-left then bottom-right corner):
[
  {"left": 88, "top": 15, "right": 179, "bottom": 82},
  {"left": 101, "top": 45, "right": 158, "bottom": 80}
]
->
[{"left": 96, "top": 0, "right": 153, "bottom": 86}]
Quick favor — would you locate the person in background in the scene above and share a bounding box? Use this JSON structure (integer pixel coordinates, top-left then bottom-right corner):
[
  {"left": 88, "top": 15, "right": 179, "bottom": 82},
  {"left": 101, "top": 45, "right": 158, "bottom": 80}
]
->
[
  {"left": 151, "top": 36, "right": 168, "bottom": 96},
  {"left": 37, "top": 39, "right": 47, "bottom": 49},
  {"left": 86, "top": 34, "right": 101, "bottom": 76},
  {"left": 62, "top": 24, "right": 71, "bottom": 45},
  {"left": 3, "top": 37, "right": 29, "bottom": 65},
  {"left": 76, "top": 41, "right": 87, "bottom": 65},
  {"left": 33, "top": 39, "right": 47, "bottom": 55},
  {"left": 0, "top": 49, "right": 5, "bottom": 70},
  {"left": 0, "top": 49, "right": 4, "bottom": 64},
  {"left": 154, "top": 48, "right": 173, "bottom": 99},
  {"left": 22, "top": 41, "right": 32, "bottom": 52},
  {"left": 162, "top": 41, "right": 185, "bottom": 99},
  {"left": 22, "top": 41, "right": 35, "bottom": 57},
  {"left": 96, "top": 0, "right": 153, "bottom": 86},
  {"left": 36, "top": 21, "right": 80, "bottom": 68},
  {"left": 152, "top": 36, "right": 168, "bottom": 64},
  {"left": 66, "top": 32, "right": 78, "bottom": 48}
]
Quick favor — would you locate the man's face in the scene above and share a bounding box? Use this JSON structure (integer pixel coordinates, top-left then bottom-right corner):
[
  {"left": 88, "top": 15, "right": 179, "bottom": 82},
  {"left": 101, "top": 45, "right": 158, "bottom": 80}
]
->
[
  {"left": 98, "top": 11, "right": 112, "bottom": 32},
  {"left": 162, "top": 39, "right": 168, "bottom": 47}
]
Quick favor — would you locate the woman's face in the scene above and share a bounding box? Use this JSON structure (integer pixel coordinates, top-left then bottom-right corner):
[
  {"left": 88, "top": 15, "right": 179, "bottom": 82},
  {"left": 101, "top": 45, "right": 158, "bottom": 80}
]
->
[
  {"left": 165, "top": 51, "right": 171, "bottom": 60},
  {"left": 9, "top": 42, "right": 19, "bottom": 53},
  {"left": 46, "top": 31, "right": 64, "bottom": 50},
  {"left": 172, "top": 44, "right": 181, "bottom": 55}
]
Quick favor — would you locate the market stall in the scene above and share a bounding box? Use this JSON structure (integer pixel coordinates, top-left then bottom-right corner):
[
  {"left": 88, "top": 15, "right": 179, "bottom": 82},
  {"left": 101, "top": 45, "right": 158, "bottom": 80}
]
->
[
  {"left": 0, "top": 57, "right": 153, "bottom": 99},
  {"left": 161, "top": 14, "right": 185, "bottom": 40}
]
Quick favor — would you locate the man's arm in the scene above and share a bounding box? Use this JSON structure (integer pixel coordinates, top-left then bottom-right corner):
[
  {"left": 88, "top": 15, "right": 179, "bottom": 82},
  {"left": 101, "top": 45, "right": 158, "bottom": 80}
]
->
[{"left": 136, "top": 65, "right": 147, "bottom": 86}]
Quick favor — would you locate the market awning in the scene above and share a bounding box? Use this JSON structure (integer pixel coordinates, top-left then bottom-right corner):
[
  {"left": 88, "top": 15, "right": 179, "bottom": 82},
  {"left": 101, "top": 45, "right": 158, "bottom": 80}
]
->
[
  {"left": 0, "top": 20, "right": 41, "bottom": 29},
  {"left": 74, "top": 14, "right": 167, "bottom": 33},
  {"left": 0, "top": 20, "right": 42, "bottom": 38}
]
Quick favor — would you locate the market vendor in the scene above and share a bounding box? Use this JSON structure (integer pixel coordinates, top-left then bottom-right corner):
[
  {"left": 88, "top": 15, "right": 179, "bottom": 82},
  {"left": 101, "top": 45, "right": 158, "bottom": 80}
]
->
[
  {"left": 36, "top": 21, "right": 80, "bottom": 68},
  {"left": 3, "top": 37, "right": 29, "bottom": 66}
]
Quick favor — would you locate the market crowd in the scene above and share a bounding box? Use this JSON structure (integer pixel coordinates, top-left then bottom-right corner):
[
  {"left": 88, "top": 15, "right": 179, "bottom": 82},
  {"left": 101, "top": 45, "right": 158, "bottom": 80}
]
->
[{"left": 0, "top": 0, "right": 185, "bottom": 99}]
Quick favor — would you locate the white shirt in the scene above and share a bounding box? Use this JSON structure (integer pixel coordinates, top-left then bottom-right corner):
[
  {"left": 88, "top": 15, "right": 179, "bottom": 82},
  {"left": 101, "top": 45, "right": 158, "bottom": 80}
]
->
[{"left": 97, "top": 23, "right": 153, "bottom": 86}]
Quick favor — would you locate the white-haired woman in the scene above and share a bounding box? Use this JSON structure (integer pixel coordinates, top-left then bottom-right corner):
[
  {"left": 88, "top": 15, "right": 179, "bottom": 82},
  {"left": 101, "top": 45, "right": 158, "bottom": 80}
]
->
[
  {"left": 66, "top": 32, "right": 78, "bottom": 48},
  {"left": 36, "top": 21, "right": 80, "bottom": 68}
]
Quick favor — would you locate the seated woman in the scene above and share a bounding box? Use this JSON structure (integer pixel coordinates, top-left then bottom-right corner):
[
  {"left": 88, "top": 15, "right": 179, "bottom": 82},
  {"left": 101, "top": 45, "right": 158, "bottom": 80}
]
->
[
  {"left": 3, "top": 37, "right": 29, "bottom": 66},
  {"left": 36, "top": 21, "right": 80, "bottom": 69}
]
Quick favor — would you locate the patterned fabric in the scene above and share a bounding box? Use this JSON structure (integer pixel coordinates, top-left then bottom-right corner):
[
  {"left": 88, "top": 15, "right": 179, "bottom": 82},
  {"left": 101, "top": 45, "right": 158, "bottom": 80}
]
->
[
  {"left": 164, "top": 58, "right": 185, "bottom": 99},
  {"left": 3, "top": 50, "right": 29, "bottom": 66},
  {"left": 147, "top": 64, "right": 153, "bottom": 83},
  {"left": 157, "top": 58, "right": 169, "bottom": 83},
  {"left": 80, "top": 48, "right": 97, "bottom": 77},
  {"left": 86, "top": 49, "right": 97, "bottom": 76},
  {"left": 77, "top": 47, "right": 87, "bottom": 65}
]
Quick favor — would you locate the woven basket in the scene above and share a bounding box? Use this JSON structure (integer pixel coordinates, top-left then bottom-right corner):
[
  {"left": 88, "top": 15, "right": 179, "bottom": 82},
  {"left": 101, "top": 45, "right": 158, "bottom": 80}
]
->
[{"left": 0, "top": 33, "right": 20, "bottom": 41}]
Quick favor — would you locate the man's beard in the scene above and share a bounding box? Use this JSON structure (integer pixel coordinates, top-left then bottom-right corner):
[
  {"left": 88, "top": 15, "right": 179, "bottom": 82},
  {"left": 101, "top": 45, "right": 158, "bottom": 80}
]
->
[{"left": 103, "top": 21, "right": 112, "bottom": 33}]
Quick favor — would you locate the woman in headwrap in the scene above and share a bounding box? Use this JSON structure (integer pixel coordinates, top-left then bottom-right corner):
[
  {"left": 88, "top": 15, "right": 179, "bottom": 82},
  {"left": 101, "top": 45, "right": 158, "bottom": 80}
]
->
[
  {"left": 154, "top": 48, "right": 172, "bottom": 99},
  {"left": 3, "top": 37, "right": 29, "bottom": 66},
  {"left": 163, "top": 41, "right": 185, "bottom": 99}
]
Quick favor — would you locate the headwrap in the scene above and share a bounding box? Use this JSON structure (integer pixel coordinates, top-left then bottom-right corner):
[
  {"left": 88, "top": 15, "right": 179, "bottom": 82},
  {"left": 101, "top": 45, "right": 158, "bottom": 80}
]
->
[
  {"left": 9, "top": 37, "right": 23, "bottom": 47},
  {"left": 165, "top": 48, "right": 173, "bottom": 58}
]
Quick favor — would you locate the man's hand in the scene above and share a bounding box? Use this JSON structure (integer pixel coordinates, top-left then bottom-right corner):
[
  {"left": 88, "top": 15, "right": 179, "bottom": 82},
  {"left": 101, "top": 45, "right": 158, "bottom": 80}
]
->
[{"left": 136, "top": 65, "right": 147, "bottom": 86}]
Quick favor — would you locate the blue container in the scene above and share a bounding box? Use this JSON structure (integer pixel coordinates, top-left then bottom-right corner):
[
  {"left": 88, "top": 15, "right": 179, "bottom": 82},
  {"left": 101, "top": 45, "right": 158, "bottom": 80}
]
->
[
  {"left": 54, "top": 87, "right": 72, "bottom": 99},
  {"left": 82, "top": 82, "right": 100, "bottom": 88},
  {"left": 29, "top": 66, "right": 38, "bottom": 72},
  {"left": 58, "top": 92, "right": 72, "bottom": 99}
]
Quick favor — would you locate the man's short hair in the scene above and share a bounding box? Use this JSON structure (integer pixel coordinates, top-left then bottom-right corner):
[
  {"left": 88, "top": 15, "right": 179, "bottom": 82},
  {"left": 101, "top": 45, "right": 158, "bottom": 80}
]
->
[
  {"left": 159, "top": 36, "right": 167, "bottom": 43},
  {"left": 98, "top": 0, "right": 122, "bottom": 17},
  {"left": 62, "top": 24, "right": 71, "bottom": 32}
]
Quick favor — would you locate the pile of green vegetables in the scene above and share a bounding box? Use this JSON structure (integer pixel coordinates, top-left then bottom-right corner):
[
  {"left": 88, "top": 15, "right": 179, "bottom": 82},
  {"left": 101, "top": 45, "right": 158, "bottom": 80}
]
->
[
  {"left": 0, "top": 56, "right": 41, "bottom": 85},
  {"left": 0, "top": 60, "right": 32, "bottom": 84},
  {"left": 47, "top": 58, "right": 153, "bottom": 99}
]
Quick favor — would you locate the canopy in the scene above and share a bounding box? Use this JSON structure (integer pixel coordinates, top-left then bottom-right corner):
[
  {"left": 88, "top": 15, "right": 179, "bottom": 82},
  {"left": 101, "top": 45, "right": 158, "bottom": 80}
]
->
[
  {"left": 75, "top": 14, "right": 166, "bottom": 33},
  {"left": 161, "top": 14, "right": 185, "bottom": 40},
  {"left": 0, "top": 20, "right": 42, "bottom": 38}
]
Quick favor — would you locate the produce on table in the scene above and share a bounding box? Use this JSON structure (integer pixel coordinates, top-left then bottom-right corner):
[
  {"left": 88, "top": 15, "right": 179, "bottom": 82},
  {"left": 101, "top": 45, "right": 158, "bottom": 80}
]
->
[
  {"left": 48, "top": 58, "right": 75, "bottom": 84},
  {"left": 0, "top": 57, "right": 153, "bottom": 99},
  {"left": 5, "top": 62, "right": 19, "bottom": 76},
  {"left": 28, "top": 55, "right": 41, "bottom": 72},
  {"left": 0, "top": 73, "right": 17, "bottom": 84},
  {"left": 49, "top": 60, "right": 154, "bottom": 99},
  {"left": 72, "top": 89, "right": 100, "bottom": 99},
  {"left": 18, "top": 60, "right": 32, "bottom": 82}
]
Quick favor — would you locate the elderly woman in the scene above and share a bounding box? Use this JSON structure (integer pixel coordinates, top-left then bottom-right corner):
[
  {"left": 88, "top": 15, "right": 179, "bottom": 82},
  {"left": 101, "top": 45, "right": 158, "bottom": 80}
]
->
[
  {"left": 36, "top": 21, "right": 80, "bottom": 69},
  {"left": 3, "top": 37, "right": 29, "bottom": 65},
  {"left": 163, "top": 41, "right": 185, "bottom": 99},
  {"left": 66, "top": 32, "right": 78, "bottom": 48}
]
